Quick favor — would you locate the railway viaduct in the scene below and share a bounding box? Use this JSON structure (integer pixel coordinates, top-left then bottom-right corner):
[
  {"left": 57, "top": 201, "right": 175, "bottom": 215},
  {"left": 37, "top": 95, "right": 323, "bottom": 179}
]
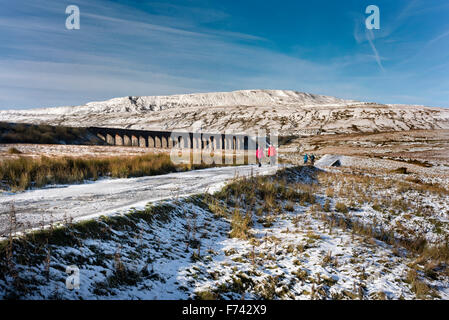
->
[{"left": 88, "top": 127, "right": 266, "bottom": 151}]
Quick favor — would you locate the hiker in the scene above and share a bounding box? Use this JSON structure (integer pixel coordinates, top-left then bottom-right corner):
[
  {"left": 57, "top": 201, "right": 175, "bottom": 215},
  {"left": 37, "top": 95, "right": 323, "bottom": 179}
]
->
[
  {"left": 267, "top": 144, "right": 277, "bottom": 166},
  {"left": 256, "top": 147, "right": 264, "bottom": 167},
  {"left": 303, "top": 154, "right": 308, "bottom": 165},
  {"left": 310, "top": 154, "right": 315, "bottom": 166}
]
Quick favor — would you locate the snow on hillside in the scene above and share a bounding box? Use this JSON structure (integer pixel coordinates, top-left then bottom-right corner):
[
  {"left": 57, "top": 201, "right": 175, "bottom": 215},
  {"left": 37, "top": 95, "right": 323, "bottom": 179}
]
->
[
  {"left": 1, "top": 90, "right": 448, "bottom": 134},
  {"left": 1, "top": 166, "right": 448, "bottom": 299}
]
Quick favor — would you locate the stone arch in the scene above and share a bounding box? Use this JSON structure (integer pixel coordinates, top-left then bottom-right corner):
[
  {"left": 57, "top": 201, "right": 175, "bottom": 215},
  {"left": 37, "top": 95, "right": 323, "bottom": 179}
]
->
[
  {"left": 131, "top": 135, "right": 139, "bottom": 146},
  {"left": 161, "top": 136, "right": 168, "bottom": 149},
  {"left": 139, "top": 136, "right": 147, "bottom": 147},
  {"left": 207, "top": 135, "right": 214, "bottom": 149},
  {"left": 148, "top": 136, "right": 155, "bottom": 148},
  {"left": 215, "top": 134, "right": 223, "bottom": 150},
  {"left": 115, "top": 134, "right": 123, "bottom": 146},
  {"left": 201, "top": 137, "right": 206, "bottom": 149},
  {"left": 237, "top": 137, "right": 243, "bottom": 150},
  {"left": 187, "top": 135, "right": 192, "bottom": 149},
  {"left": 192, "top": 136, "right": 199, "bottom": 149},
  {"left": 123, "top": 135, "right": 132, "bottom": 146},
  {"left": 155, "top": 136, "right": 161, "bottom": 148},
  {"left": 97, "top": 133, "right": 106, "bottom": 142},
  {"left": 106, "top": 134, "right": 115, "bottom": 145}
]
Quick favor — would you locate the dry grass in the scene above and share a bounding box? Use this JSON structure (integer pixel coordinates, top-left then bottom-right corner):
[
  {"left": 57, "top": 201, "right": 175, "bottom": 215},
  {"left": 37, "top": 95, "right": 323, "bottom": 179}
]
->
[
  {"left": 7, "top": 147, "right": 22, "bottom": 155},
  {"left": 335, "top": 202, "right": 348, "bottom": 214},
  {"left": 230, "top": 208, "right": 252, "bottom": 240},
  {"left": 406, "top": 269, "right": 433, "bottom": 299},
  {"left": 0, "top": 122, "right": 98, "bottom": 145},
  {"left": 390, "top": 167, "right": 408, "bottom": 174},
  {"left": 0, "top": 153, "right": 215, "bottom": 191}
]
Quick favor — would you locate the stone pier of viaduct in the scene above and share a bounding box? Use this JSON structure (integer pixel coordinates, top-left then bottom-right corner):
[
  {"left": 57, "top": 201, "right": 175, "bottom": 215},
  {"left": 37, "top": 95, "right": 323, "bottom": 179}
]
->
[{"left": 88, "top": 127, "right": 267, "bottom": 151}]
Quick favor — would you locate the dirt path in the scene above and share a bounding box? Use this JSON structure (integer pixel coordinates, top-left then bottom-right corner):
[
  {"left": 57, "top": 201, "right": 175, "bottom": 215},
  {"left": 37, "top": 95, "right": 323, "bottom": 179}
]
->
[{"left": 0, "top": 165, "right": 279, "bottom": 237}]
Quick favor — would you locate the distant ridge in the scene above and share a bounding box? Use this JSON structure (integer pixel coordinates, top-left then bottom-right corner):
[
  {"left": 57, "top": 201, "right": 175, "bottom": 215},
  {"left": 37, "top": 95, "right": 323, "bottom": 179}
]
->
[{"left": 1, "top": 89, "right": 448, "bottom": 135}]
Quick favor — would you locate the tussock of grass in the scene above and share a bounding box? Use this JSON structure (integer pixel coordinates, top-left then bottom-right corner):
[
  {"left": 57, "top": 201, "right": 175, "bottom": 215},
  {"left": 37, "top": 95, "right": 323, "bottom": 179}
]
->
[
  {"left": 335, "top": 202, "right": 348, "bottom": 213},
  {"left": 195, "top": 290, "right": 218, "bottom": 300},
  {"left": 230, "top": 209, "right": 252, "bottom": 239}
]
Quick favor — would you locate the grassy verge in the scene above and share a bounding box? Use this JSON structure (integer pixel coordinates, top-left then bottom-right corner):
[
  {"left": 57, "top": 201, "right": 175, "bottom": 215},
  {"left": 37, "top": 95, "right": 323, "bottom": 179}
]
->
[
  {"left": 0, "top": 201, "right": 178, "bottom": 298},
  {"left": 0, "top": 153, "right": 215, "bottom": 191}
]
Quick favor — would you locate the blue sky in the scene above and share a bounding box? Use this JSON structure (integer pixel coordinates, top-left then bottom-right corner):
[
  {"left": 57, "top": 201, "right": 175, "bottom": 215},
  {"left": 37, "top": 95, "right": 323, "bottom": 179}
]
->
[{"left": 0, "top": 0, "right": 448, "bottom": 110}]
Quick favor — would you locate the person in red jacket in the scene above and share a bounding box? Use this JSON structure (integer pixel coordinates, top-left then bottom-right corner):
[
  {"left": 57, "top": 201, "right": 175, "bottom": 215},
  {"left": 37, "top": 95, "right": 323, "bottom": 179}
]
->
[
  {"left": 256, "top": 147, "right": 264, "bottom": 167},
  {"left": 267, "top": 144, "right": 276, "bottom": 166}
]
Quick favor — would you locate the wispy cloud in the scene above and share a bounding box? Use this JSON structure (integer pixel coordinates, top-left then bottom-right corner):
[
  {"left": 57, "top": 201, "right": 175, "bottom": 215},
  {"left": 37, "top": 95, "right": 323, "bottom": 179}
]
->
[
  {"left": 0, "top": 0, "right": 448, "bottom": 109},
  {"left": 352, "top": 17, "right": 385, "bottom": 72},
  {"left": 366, "top": 29, "right": 385, "bottom": 72},
  {"left": 426, "top": 29, "right": 449, "bottom": 47},
  {"left": 0, "top": 0, "right": 355, "bottom": 109}
]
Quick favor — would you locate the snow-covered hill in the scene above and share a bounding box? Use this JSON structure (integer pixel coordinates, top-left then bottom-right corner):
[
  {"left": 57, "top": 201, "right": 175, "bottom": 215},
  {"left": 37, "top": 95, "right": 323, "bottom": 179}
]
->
[{"left": 1, "top": 90, "right": 448, "bottom": 135}]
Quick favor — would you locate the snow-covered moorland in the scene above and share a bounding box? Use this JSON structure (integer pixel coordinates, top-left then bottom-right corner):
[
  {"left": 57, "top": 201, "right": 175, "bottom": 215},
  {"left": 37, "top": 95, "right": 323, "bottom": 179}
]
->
[
  {"left": 0, "top": 166, "right": 448, "bottom": 300},
  {"left": 1, "top": 90, "right": 449, "bottom": 135}
]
